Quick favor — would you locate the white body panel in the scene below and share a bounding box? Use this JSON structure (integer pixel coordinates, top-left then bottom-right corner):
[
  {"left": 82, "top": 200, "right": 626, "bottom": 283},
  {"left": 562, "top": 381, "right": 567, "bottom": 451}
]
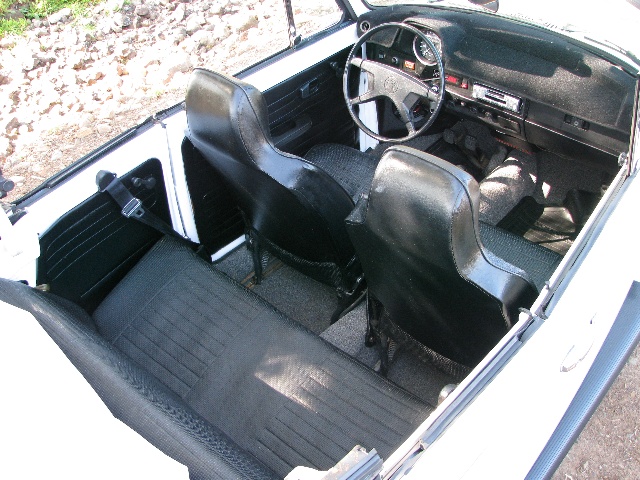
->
[{"left": 0, "top": 302, "right": 188, "bottom": 479}]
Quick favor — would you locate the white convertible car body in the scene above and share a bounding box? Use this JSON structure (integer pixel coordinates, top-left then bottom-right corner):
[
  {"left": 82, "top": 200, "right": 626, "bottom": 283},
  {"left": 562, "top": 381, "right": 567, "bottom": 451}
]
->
[{"left": 1, "top": 0, "right": 639, "bottom": 479}]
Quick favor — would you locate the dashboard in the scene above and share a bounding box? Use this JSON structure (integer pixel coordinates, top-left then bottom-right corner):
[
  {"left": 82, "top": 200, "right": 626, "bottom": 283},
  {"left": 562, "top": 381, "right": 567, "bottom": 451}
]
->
[{"left": 358, "top": 6, "right": 635, "bottom": 163}]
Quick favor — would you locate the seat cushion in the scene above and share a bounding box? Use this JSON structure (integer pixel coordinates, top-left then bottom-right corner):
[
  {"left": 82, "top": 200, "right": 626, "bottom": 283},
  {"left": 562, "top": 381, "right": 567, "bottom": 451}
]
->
[
  {"left": 0, "top": 277, "right": 278, "bottom": 480},
  {"left": 93, "top": 236, "right": 431, "bottom": 477}
]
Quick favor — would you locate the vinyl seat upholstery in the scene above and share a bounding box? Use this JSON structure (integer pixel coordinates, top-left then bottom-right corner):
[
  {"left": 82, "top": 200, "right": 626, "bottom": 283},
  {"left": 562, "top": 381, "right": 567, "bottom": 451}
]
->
[
  {"left": 346, "top": 146, "right": 559, "bottom": 367},
  {"left": 0, "top": 236, "right": 432, "bottom": 479},
  {"left": 185, "top": 69, "right": 378, "bottom": 293}
]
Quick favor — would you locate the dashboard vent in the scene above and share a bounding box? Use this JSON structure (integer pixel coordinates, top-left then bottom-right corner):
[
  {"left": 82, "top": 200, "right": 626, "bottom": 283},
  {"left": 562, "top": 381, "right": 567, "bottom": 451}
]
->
[{"left": 472, "top": 84, "right": 522, "bottom": 113}]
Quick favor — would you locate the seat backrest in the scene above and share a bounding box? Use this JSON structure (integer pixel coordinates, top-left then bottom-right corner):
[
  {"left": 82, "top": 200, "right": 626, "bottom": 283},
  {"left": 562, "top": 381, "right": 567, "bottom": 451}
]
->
[
  {"left": 185, "top": 68, "right": 355, "bottom": 269},
  {"left": 346, "top": 146, "right": 538, "bottom": 366}
]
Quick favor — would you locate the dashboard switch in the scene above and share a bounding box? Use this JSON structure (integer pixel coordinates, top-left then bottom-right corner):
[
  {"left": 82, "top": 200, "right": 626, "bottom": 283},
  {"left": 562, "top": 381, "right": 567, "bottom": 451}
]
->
[
  {"left": 564, "top": 114, "right": 589, "bottom": 130},
  {"left": 445, "top": 74, "right": 461, "bottom": 86}
]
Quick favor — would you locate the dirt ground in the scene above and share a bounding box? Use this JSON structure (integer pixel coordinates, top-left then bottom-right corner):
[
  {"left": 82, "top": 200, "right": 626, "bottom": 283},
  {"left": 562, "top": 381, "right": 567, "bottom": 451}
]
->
[{"left": 552, "top": 345, "right": 640, "bottom": 479}]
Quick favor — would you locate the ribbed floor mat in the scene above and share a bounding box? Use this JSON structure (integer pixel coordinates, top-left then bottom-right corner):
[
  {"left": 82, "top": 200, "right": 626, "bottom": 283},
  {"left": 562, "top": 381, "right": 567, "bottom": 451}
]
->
[
  {"left": 498, "top": 196, "right": 577, "bottom": 255},
  {"left": 93, "top": 237, "right": 431, "bottom": 477},
  {"left": 215, "top": 247, "right": 337, "bottom": 334}
]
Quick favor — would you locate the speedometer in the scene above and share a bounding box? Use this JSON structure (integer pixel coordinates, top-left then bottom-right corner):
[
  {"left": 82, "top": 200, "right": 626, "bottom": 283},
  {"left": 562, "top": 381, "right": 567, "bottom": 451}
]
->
[{"left": 412, "top": 31, "right": 442, "bottom": 66}]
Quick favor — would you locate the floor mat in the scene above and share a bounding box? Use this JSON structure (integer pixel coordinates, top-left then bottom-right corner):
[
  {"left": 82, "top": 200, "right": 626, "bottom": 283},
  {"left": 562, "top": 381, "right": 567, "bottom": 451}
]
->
[
  {"left": 498, "top": 196, "right": 577, "bottom": 255},
  {"left": 215, "top": 246, "right": 337, "bottom": 334},
  {"left": 219, "top": 245, "right": 456, "bottom": 407},
  {"left": 322, "top": 303, "right": 464, "bottom": 407}
]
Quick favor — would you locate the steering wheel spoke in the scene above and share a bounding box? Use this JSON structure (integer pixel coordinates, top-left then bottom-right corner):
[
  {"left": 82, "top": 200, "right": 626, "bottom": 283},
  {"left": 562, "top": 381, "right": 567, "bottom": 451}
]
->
[
  {"left": 343, "top": 22, "right": 445, "bottom": 143},
  {"left": 392, "top": 99, "right": 417, "bottom": 135},
  {"left": 349, "top": 87, "right": 378, "bottom": 106}
]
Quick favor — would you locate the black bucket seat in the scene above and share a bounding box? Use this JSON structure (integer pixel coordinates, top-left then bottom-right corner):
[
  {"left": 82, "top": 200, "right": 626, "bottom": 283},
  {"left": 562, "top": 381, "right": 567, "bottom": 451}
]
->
[
  {"left": 186, "top": 69, "right": 377, "bottom": 304},
  {"left": 346, "top": 146, "right": 560, "bottom": 367}
]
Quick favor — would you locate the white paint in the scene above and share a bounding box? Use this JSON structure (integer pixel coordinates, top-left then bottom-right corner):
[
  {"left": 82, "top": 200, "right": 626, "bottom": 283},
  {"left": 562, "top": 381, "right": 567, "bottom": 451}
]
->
[
  {"left": 162, "top": 110, "right": 200, "bottom": 242},
  {"left": 0, "top": 208, "right": 39, "bottom": 284},
  {"left": 211, "top": 235, "right": 245, "bottom": 262},
  {"left": 0, "top": 302, "right": 188, "bottom": 479}
]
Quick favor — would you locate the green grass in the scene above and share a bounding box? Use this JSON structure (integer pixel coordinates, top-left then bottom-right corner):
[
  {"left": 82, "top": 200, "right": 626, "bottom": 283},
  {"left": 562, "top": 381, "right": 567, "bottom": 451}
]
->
[
  {"left": 0, "top": 17, "right": 28, "bottom": 37},
  {"left": 27, "top": 0, "right": 96, "bottom": 18},
  {"left": 0, "top": 0, "right": 98, "bottom": 38}
]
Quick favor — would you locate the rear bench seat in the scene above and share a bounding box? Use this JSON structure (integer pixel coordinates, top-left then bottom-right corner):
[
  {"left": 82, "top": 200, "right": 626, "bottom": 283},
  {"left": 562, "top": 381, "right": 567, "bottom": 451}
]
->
[{"left": 1, "top": 236, "right": 432, "bottom": 479}]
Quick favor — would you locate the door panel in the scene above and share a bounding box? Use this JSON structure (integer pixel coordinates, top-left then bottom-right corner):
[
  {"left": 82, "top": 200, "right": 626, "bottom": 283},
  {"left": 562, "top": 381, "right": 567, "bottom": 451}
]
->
[
  {"left": 182, "top": 139, "right": 245, "bottom": 255},
  {"left": 264, "top": 47, "right": 356, "bottom": 156},
  {"left": 37, "top": 159, "right": 170, "bottom": 313}
]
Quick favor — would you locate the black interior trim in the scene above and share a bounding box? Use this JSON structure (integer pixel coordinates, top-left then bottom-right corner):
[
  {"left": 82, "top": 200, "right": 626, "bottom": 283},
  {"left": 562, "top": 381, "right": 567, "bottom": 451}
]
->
[{"left": 37, "top": 158, "right": 170, "bottom": 312}]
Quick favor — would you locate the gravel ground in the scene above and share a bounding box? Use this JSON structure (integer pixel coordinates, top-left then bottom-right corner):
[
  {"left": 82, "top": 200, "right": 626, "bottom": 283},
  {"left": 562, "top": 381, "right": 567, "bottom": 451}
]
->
[
  {"left": 1, "top": 1, "right": 639, "bottom": 478},
  {"left": 553, "top": 347, "right": 640, "bottom": 479},
  {"left": 0, "top": 0, "right": 340, "bottom": 201}
]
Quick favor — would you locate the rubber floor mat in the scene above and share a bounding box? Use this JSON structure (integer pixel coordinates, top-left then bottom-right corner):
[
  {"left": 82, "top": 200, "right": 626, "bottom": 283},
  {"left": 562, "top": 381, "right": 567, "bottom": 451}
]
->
[{"left": 498, "top": 196, "right": 576, "bottom": 255}]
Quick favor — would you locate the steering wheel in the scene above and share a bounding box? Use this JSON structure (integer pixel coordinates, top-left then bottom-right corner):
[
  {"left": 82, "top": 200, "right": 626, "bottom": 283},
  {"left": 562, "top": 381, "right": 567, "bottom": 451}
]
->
[{"left": 343, "top": 22, "right": 446, "bottom": 143}]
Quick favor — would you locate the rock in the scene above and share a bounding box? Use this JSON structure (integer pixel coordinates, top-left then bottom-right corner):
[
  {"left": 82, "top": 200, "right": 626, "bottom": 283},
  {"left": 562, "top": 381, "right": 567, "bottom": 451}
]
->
[
  {"left": 170, "top": 4, "right": 187, "bottom": 22},
  {"left": 114, "top": 12, "right": 133, "bottom": 28},
  {"left": 135, "top": 5, "right": 150, "bottom": 16},
  {"left": 76, "top": 127, "right": 93, "bottom": 138},
  {"left": 4, "top": 117, "right": 20, "bottom": 134},
  {"left": 99, "top": 101, "right": 118, "bottom": 120},
  {"left": 159, "top": 52, "right": 192, "bottom": 84},
  {"left": 76, "top": 70, "right": 104, "bottom": 85},
  {"left": 171, "top": 30, "right": 188, "bottom": 45},
  {"left": 192, "top": 31, "right": 215, "bottom": 48},
  {"left": 0, "top": 36, "right": 17, "bottom": 49},
  {"left": 68, "top": 52, "right": 92, "bottom": 70},
  {"left": 48, "top": 7, "right": 72, "bottom": 25},
  {"left": 0, "top": 136, "right": 13, "bottom": 157},
  {"left": 96, "top": 124, "right": 111, "bottom": 134},
  {"left": 5, "top": 9, "right": 25, "bottom": 20},
  {"left": 186, "top": 14, "right": 206, "bottom": 35},
  {"left": 168, "top": 71, "right": 189, "bottom": 90},
  {"left": 212, "top": 22, "right": 228, "bottom": 40},
  {"left": 0, "top": 70, "right": 12, "bottom": 86},
  {"left": 9, "top": 175, "right": 25, "bottom": 184},
  {"left": 115, "top": 45, "right": 137, "bottom": 60},
  {"left": 78, "top": 113, "right": 95, "bottom": 128},
  {"left": 229, "top": 13, "right": 259, "bottom": 33}
]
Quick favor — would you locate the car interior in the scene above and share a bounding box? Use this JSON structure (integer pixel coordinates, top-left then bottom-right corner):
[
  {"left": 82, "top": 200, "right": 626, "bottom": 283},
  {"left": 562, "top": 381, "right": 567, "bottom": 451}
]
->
[{"left": 1, "top": 5, "right": 636, "bottom": 479}]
